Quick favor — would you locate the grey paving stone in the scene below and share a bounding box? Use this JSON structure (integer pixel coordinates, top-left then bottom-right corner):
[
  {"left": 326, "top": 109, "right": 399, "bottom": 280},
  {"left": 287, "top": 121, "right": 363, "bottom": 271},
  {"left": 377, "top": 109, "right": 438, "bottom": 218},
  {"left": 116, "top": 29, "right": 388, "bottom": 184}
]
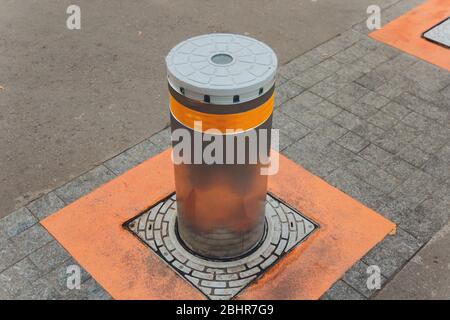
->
[
  {"left": 44, "top": 258, "right": 91, "bottom": 296},
  {"left": 328, "top": 83, "right": 371, "bottom": 109},
  {"left": 381, "top": 156, "right": 417, "bottom": 182},
  {"left": 55, "top": 165, "right": 116, "bottom": 204},
  {"left": 332, "top": 110, "right": 363, "bottom": 130},
  {"left": 316, "top": 30, "right": 364, "bottom": 59},
  {"left": 326, "top": 167, "right": 383, "bottom": 205},
  {"left": 422, "top": 156, "right": 450, "bottom": 182},
  {"left": 333, "top": 43, "right": 370, "bottom": 64},
  {"left": 412, "top": 85, "right": 450, "bottom": 111},
  {"left": 411, "top": 128, "right": 449, "bottom": 154},
  {"left": 441, "top": 84, "right": 450, "bottom": 97},
  {"left": 0, "top": 258, "right": 39, "bottom": 298},
  {"left": 365, "top": 194, "right": 411, "bottom": 225},
  {"left": 376, "top": 75, "right": 416, "bottom": 99},
  {"left": 321, "top": 280, "right": 365, "bottom": 300},
  {"left": 374, "top": 43, "right": 400, "bottom": 60},
  {"left": 345, "top": 91, "right": 389, "bottom": 119},
  {"left": 284, "top": 107, "right": 328, "bottom": 130},
  {"left": 361, "top": 91, "right": 390, "bottom": 109},
  {"left": 358, "top": 38, "right": 382, "bottom": 51},
  {"left": 359, "top": 143, "right": 393, "bottom": 167},
  {"left": 291, "top": 132, "right": 332, "bottom": 151},
  {"left": 368, "top": 111, "right": 398, "bottom": 131},
  {"left": 272, "top": 110, "right": 310, "bottom": 142},
  {"left": 337, "top": 61, "right": 371, "bottom": 82},
  {"left": 301, "top": 47, "right": 333, "bottom": 65},
  {"left": 283, "top": 144, "right": 337, "bottom": 178},
  {"left": 345, "top": 156, "right": 400, "bottom": 194},
  {"left": 390, "top": 170, "right": 440, "bottom": 208},
  {"left": 291, "top": 65, "right": 332, "bottom": 88},
  {"left": 358, "top": 50, "right": 391, "bottom": 70},
  {"left": 382, "top": 101, "right": 411, "bottom": 120},
  {"left": 312, "top": 100, "right": 343, "bottom": 119},
  {"left": 126, "top": 139, "right": 160, "bottom": 163},
  {"left": 355, "top": 71, "right": 387, "bottom": 91},
  {"left": 0, "top": 207, "right": 37, "bottom": 238},
  {"left": 27, "top": 192, "right": 65, "bottom": 221},
  {"left": 337, "top": 131, "right": 370, "bottom": 153},
  {"left": 317, "top": 58, "right": 344, "bottom": 73},
  {"left": 278, "top": 56, "right": 316, "bottom": 80},
  {"left": 289, "top": 90, "right": 324, "bottom": 109},
  {"left": 404, "top": 60, "right": 450, "bottom": 93},
  {"left": 352, "top": 122, "right": 385, "bottom": 142},
  {"left": 313, "top": 120, "right": 347, "bottom": 140},
  {"left": 275, "top": 81, "right": 306, "bottom": 107},
  {"left": 29, "top": 241, "right": 70, "bottom": 274},
  {"left": 437, "top": 144, "right": 450, "bottom": 161},
  {"left": 395, "top": 92, "right": 448, "bottom": 122},
  {"left": 0, "top": 237, "right": 24, "bottom": 272},
  {"left": 310, "top": 74, "right": 349, "bottom": 98},
  {"left": 398, "top": 199, "right": 449, "bottom": 242},
  {"left": 401, "top": 111, "right": 434, "bottom": 131},
  {"left": 343, "top": 261, "right": 387, "bottom": 298},
  {"left": 362, "top": 243, "right": 407, "bottom": 278},
  {"left": 380, "top": 228, "right": 423, "bottom": 261},
  {"left": 397, "top": 145, "right": 431, "bottom": 168},
  {"left": 10, "top": 223, "right": 53, "bottom": 257},
  {"left": 323, "top": 142, "right": 357, "bottom": 168},
  {"left": 372, "top": 122, "right": 420, "bottom": 154},
  {"left": 16, "top": 278, "right": 61, "bottom": 300},
  {"left": 277, "top": 131, "right": 296, "bottom": 151},
  {"left": 104, "top": 151, "right": 140, "bottom": 176},
  {"left": 148, "top": 127, "right": 171, "bottom": 151},
  {"left": 78, "top": 278, "right": 112, "bottom": 300}
]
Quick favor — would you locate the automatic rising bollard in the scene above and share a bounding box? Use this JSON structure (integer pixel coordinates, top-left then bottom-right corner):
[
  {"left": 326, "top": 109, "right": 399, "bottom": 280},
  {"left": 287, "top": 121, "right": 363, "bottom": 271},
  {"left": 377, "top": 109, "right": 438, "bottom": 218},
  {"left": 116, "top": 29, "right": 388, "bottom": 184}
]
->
[{"left": 166, "top": 34, "right": 277, "bottom": 260}]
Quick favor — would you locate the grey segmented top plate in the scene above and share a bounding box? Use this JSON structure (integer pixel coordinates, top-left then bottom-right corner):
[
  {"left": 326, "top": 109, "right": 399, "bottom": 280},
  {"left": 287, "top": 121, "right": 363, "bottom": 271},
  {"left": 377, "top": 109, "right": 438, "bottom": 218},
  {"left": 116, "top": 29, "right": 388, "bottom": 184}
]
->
[
  {"left": 126, "top": 193, "right": 317, "bottom": 300},
  {"left": 166, "top": 34, "right": 277, "bottom": 104}
]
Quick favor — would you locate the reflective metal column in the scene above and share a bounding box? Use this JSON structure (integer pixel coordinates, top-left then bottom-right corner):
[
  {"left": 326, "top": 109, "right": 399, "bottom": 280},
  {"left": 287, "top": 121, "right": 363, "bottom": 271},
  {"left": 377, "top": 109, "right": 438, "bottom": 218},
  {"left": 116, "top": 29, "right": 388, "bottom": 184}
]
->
[{"left": 166, "top": 34, "right": 277, "bottom": 260}]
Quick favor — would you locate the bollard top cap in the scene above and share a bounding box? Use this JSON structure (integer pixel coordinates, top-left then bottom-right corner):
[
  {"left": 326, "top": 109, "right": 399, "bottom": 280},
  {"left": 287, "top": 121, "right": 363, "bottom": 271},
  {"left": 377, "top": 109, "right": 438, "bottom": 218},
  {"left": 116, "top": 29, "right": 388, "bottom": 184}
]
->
[{"left": 166, "top": 34, "right": 278, "bottom": 105}]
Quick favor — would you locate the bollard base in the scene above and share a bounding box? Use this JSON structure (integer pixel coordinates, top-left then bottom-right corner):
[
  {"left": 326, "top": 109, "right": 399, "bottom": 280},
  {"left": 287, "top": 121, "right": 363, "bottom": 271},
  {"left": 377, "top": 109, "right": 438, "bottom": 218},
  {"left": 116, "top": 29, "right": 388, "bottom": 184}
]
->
[
  {"left": 41, "top": 149, "right": 396, "bottom": 300},
  {"left": 126, "top": 193, "right": 317, "bottom": 300}
]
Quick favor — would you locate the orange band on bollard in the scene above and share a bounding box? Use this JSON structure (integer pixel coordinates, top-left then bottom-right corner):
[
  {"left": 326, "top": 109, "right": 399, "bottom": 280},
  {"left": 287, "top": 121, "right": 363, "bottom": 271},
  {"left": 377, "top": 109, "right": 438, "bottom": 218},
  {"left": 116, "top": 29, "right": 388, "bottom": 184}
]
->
[{"left": 169, "top": 93, "right": 274, "bottom": 132}]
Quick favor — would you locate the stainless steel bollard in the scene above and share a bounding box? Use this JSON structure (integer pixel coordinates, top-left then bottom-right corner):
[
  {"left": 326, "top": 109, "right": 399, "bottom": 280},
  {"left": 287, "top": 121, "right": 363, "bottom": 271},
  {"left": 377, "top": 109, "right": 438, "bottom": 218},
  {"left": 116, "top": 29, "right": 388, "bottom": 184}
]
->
[{"left": 166, "top": 34, "right": 277, "bottom": 260}]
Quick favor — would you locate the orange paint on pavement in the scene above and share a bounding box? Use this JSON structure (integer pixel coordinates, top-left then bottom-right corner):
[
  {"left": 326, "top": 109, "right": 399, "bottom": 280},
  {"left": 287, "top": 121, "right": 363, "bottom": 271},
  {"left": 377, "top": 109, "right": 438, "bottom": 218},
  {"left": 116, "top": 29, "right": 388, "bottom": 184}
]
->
[
  {"left": 370, "top": 0, "right": 450, "bottom": 72},
  {"left": 42, "top": 150, "right": 395, "bottom": 300}
]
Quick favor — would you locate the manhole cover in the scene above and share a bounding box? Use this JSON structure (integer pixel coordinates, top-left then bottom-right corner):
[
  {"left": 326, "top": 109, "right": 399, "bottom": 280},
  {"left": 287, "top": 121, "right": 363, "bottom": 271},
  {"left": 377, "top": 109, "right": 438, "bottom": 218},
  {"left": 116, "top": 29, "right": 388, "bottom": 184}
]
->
[
  {"left": 423, "top": 17, "right": 450, "bottom": 49},
  {"left": 126, "top": 193, "right": 318, "bottom": 300}
]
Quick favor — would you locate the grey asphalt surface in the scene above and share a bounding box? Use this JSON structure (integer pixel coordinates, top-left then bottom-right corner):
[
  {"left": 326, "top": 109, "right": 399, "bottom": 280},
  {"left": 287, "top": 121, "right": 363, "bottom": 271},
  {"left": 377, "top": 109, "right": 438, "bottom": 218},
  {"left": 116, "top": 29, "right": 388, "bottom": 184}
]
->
[{"left": 0, "top": 0, "right": 396, "bottom": 217}]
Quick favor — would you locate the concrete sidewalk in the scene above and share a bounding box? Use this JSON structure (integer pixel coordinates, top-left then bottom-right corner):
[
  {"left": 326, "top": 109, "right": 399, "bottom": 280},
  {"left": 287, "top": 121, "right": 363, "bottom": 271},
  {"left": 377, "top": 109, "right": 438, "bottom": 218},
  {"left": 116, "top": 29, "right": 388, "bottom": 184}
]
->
[{"left": 1, "top": 0, "right": 450, "bottom": 300}]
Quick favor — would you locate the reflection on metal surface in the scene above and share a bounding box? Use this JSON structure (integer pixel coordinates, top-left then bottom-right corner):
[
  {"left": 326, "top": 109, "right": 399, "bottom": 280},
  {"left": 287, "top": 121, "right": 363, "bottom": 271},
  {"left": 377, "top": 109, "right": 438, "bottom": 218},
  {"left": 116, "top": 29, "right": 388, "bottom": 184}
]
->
[
  {"left": 166, "top": 34, "right": 279, "bottom": 260},
  {"left": 126, "top": 193, "right": 318, "bottom": 300}
]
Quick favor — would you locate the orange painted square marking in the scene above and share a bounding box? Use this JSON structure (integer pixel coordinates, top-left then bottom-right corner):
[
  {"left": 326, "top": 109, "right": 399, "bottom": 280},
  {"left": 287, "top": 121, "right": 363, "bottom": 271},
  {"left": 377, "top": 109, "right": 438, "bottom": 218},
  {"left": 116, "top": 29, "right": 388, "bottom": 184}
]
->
[
  {"left": 370, "top": 0, "right": 450, "bottom": 72},
  {"left": 41, "top": 150, "right": 395, "bottom": 300}
]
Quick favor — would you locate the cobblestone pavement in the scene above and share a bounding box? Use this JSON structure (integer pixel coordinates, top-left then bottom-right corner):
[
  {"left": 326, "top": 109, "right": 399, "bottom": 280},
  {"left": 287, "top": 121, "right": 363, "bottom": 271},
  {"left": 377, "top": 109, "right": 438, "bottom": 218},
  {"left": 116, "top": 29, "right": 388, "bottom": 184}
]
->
[
  {"left": 1, "top": 0, "right": 449, "bottom": 300},
  {"left": 127, "top": 194, "right": 317, "bottom": 300}
]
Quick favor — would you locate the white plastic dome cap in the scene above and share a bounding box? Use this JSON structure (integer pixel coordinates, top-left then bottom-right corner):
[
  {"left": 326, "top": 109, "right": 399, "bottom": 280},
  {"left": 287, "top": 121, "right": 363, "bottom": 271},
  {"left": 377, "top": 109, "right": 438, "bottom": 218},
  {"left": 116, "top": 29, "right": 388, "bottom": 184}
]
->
[{"left": 166, "top": 33, "right": 278, "bottom": 105}]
